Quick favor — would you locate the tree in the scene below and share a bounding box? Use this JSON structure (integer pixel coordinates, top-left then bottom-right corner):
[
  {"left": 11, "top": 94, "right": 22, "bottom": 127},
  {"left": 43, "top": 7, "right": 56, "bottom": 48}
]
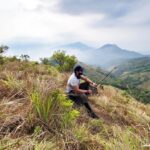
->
[
  {"left": 51, "top": 50, "right": 77, "bottom": 72},
  {"left": 40, "top": 58, "right": 50, "bottom": 65},
  {"left": 0, "top": 45, "right": 9, "bottom": 64},
  {"left": 52, "top": 50, "right": 66, "bottom": 66},
  {"left": 20, "top": 54, "right": 30, "bottom": 61},
  {"left": 0, "top": 45, "right": 9, "bottom": 54}
]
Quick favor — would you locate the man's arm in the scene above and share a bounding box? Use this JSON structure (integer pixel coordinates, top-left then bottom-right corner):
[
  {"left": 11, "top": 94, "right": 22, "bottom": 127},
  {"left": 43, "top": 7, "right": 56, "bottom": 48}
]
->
[{"left": 80, "top": 75, "right": 97, "bottom": 87}]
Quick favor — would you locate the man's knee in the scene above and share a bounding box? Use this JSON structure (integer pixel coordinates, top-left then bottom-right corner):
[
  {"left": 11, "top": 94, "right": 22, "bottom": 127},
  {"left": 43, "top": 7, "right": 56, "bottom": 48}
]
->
[
  {"left": 79, "top": 93, "right": 86, "bottom": 98},
  {"left": 79, "top": 94, "right": 88, "bottom": 103}
]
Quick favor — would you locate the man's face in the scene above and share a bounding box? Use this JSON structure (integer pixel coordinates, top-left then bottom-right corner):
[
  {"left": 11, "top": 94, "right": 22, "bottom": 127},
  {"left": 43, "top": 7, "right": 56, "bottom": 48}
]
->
[{"left": 75, "top": 70, "right": 83, "bottom": 79}]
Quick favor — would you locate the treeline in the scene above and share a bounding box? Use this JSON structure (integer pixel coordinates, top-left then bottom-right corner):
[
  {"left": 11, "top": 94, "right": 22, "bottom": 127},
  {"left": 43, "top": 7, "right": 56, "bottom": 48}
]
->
[
  {"left": 0, "top": 45, "right": 77, "bottom": 72},
  {"left": 40, "top": 50, "right": 77, "bottom": 72}
]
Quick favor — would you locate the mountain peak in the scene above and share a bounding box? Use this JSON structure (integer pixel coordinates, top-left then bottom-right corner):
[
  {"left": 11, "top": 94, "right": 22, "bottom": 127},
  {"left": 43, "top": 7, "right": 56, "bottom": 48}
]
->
[
  {"left": 100, "top": 44, "right": 120, "bottom": 49},
  {"left": 59, "top": 42, "right": 94, "bottom": 50}
]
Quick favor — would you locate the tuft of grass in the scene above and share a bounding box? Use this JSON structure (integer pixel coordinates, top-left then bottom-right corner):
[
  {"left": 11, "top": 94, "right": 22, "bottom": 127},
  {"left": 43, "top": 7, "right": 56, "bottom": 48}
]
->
[
  {"left": 31, "top": 89, "right": 80, "bottom": 131},
  {"left": 73, "top": 124, "right": 103, "bottom": 150},
  {"left": 2, "top": 73, "right": 24, "bottom": 91},
  {"left": 31, "top": 90, "right": 52, "bottom": 123},
  {"left": 104, "top": 125, "right": 149, "bottom": 150}
]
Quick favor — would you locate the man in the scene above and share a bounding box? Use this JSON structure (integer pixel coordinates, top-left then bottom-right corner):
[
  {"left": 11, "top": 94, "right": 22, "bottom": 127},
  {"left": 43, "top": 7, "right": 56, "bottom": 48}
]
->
[{"left": 66, "top": 65, "right": 99, "bottom": 118}]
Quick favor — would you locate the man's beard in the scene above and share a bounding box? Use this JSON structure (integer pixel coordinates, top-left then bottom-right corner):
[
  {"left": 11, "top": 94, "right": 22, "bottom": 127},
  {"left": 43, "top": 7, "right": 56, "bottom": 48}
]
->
[
  {"left": 76, "top": 75, "right": 80, "bottom": 79},
  {"left": 76, "top": 73, "right": 82, "bottom": 79}
]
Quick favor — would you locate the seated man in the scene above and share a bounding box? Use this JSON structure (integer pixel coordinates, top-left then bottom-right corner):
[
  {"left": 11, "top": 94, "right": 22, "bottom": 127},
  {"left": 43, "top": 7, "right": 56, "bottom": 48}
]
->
[{"left": 66, "top": 65, "right": 99, "bottom": 118}]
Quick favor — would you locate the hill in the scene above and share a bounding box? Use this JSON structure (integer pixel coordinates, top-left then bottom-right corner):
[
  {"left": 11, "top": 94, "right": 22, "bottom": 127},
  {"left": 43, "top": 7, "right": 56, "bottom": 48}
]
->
[
  {"left": 0, "top": 59, "right": 149, "bottom": 150},
  {"left": 111, "top": 57, "right": 150, "bottom": 103},
  {"left": 114, "top": 57, "right": 150, "bottom": 77}
]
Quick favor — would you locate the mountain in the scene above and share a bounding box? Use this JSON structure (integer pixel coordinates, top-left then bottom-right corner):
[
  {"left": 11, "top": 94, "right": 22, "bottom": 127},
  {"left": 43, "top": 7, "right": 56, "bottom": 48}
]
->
[
  {"left": 97, "top": 44, "right": 142, "bottom": 58},
  {"left": 92, "top": 44, "right": 144, "bottom": 68},
  {"left": 58, "top": 42, "right": 94, "bottom": 50},
  {"left": 56, "top": 43, "right": 145, "bottom": 69},
  {"left": 5, "top": 41, "right": 148, "bottom": 69}
]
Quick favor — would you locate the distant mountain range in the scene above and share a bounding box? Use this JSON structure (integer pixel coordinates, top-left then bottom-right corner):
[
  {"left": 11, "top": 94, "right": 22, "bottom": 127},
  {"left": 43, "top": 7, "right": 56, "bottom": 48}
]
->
[
  {"left": 59, "top": 42, "right": 93, "bottom": 50},
  {"left": 57, "top": 42, "right": 145, "bottom": 68},
  {"left": 6, "top": 41, "right": 149, "bottom": 69}
]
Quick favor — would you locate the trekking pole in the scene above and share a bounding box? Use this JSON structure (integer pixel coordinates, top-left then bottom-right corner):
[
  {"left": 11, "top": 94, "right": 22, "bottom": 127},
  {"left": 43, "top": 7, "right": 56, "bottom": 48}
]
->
[
  {"left": 89, "top": 66, "right": 117, "bottom": 94},
  {"left": 100, "top": 66, "right": 117, "bottom": 83},
  {"left": 97, "top": 66, "right": 117, "bottom": 89}
]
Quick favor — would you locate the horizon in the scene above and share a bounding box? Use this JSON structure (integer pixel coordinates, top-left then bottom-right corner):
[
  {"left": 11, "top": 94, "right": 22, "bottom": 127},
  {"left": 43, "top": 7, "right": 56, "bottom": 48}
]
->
[
  {"left": 4, "top": 42, "right": 149, "bottom": 64},
  {"left": 0, "top": 0, "right": 150, "bottom": 57}
]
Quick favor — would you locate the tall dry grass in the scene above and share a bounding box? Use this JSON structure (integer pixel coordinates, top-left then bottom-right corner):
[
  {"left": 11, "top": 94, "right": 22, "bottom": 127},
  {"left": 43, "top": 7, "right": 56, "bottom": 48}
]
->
[{"left": 0, "top": 61, "right": 150, "bottom": 150}]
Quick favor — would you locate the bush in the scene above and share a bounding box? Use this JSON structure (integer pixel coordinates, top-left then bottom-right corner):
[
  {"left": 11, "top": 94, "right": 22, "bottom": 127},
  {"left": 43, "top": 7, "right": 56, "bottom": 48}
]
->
[
  {"left": 40, "top": 58, "right": 51, "bottom": 65},
  {"left": 0, "top": 45, "right": 9, "bottom": 54},
  {"left": 51, "top": 50, "right": 77, "bottom": 72}
]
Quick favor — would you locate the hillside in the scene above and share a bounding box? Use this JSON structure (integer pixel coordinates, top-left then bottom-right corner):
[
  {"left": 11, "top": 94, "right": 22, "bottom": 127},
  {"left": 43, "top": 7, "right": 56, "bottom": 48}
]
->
[
  {"left": 110, "top": 57, "right": 150, "bottom": 103},
  {"left": 114, "top": 57, "right": 150, "bottom": 77},
  {"left": 0, "top": 60, "right": 150, "bottom": 150}
]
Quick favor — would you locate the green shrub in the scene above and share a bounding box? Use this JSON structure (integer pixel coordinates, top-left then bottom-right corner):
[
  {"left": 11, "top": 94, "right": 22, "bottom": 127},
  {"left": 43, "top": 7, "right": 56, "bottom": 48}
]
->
[
  {"left": 31, "top": 89, "right": 80, "bottom": 130},
  {"left": 47, "top": 66, "right": 59, "bottom": 76},
  {"left": 51, "top": 50, "right": 77, "bottom": 72}
]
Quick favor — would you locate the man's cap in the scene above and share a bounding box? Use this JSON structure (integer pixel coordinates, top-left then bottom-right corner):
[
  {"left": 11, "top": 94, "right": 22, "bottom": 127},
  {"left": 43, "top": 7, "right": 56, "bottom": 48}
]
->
[{"left": 74, "top": 65, "right": 84, "bottom": 72}]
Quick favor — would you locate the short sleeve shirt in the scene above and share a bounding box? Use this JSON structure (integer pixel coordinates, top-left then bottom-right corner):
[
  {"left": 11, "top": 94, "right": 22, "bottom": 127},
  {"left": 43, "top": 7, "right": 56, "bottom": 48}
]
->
[{"left": 66, "top": 73, "right": 80, "bottom": 93}]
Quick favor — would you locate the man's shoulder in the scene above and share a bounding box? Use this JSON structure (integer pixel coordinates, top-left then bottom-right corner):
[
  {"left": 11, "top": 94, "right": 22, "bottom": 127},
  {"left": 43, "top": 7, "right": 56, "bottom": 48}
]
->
[
  {"left": 68, "top": 73, "right": 78, "bottom": 82},
  {"left": 69, "top": 73, "right": 76, "bottom": 79}
]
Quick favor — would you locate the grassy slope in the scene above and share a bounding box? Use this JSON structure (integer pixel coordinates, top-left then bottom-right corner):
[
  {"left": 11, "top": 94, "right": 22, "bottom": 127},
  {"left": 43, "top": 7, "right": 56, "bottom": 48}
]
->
[
  {"left": 0, "top": 61, "right": 150, "bottom": 150},
  {"left": 113, "top": 57, "right": 150, "bottom": 90},
  {"left": 114, "top": 57, "right": 150, "bottom": 76},
  {"left": 109, "top": 57, "right": 150, "bottom": 103}
]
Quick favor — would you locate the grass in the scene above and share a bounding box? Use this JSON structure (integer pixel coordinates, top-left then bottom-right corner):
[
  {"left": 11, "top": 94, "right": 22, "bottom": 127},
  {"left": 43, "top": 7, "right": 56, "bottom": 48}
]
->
[
  {"left": 104, "top": 126, "right": 140, "bottom": 150},
  {"left": 0, "top": 60, "right": 150, "bottom": 150}
]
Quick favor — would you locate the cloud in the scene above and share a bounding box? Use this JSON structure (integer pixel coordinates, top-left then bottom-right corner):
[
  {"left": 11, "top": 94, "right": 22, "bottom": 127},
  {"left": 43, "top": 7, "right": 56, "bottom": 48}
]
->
[
  {"left": 0, "top": 1, "right": 104, "bottom": 45},
  {"left": 0, "top": 0, "right": 150, "bottom": 55},
  {"left": 57, "top": 0, "right": 137, "bottom": 18},
  {"left": 56, "top": 0, "right": 150, "bottom": 30}
]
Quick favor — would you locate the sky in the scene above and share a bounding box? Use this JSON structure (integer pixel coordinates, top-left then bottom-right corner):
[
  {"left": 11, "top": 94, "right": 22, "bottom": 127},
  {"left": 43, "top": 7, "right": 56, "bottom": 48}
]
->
[{"left": 0, "top": 0, "right": 150, "bottom": 60}]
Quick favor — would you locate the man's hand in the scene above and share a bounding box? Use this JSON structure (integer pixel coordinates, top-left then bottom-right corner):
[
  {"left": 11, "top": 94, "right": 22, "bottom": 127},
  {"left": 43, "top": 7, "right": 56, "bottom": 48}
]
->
[
  {"left": 91, "top": 82, "right": 97, "bottom": 88},
  {"left": 87, "top": 89, "right": 92, "bottom": 94}
]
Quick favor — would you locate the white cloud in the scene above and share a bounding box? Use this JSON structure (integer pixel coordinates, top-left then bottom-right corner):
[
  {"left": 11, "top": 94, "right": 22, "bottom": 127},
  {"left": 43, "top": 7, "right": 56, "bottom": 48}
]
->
[
  {"left": 0, "top": 0, "right": 150, "bottom": 55},
  {"left": 0, "top": 0, "right": 104, "bottom": 44}
]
